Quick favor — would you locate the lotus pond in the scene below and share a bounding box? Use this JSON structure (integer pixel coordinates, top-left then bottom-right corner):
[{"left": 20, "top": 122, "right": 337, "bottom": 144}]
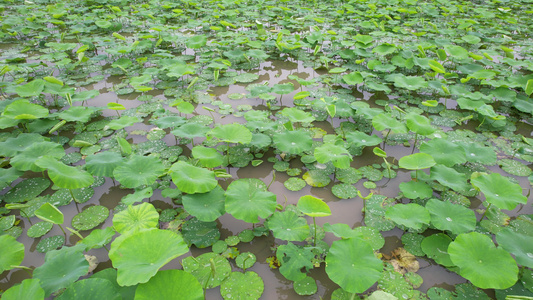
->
[{"left": 1, "top": 0, "right": 533, "bottom": 299}]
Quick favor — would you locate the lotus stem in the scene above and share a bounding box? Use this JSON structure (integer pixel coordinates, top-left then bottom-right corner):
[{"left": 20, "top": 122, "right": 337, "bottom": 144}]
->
[
  {"left": 267, "top": 170, "right": 276, "bottom": 190},
  {"left": 479, "top": 203, "right": 492, "bottom": 222},
  {"left": 383, "top": 129, "right": 391, "bottom": 145},
  {"left": 20, "top": 209, "right": 32, "bottom": 225},
  {"left": 411, "top": 133, "right": 418, "bottom": 154},
  {"left": 313, "top": 216, "right": 317, "bottom": 247},
  {"left": 69, "top": 189, "right": 77, "bottom": 202},
  {"left": 58, "top": 224, "right": 67, "bottom": 243}
]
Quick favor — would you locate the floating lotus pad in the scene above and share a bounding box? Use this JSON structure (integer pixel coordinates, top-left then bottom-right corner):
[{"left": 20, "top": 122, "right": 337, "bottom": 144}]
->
[
  {"left": 112, "top": 202, "right": 159, "bottom": 234},
  {"left": 0, "top": 235, "right": 25, "bottom": 273},
  {"left": 267, "top": 210, "right": 309, "bottom": 242},
  {"left": 471, "top": 172, "right": 527, "bottom": 210},
  {"left": 273, "top": 130, "right": 313, "bottom": 155},
  {"left": 385, "top": 203, "right": 430, "bottom": 230},
  {"left": 182, "top": 253, "right": 231, "bottom": 289},
  {"left": 421, "top": 233, "right": 454, "bottom": 267},
  {"left": 71, "top": 205, "right": 109, "bottom": 231},
  {"left": 113, "top": 155, "right": 164, "bottom": 189},
  {"left": 225, "top": 178, "right": 277, "bottom": 223},
  {"left": 135, "top": 270, "right": 203, "bottom": 300},
  {"left": 398, "top": 153, "right": 436, "bottom": 170},
  {"left": 169, "top": 161, "right": 218, "bottom": 194},
  {"left": 425, "top": 198, "right": 476, "bottom": 234},
  {"left": 420, "top": 138, "right": 467, "bottom": 167},
  {"left": 182, "top": 185, "right": 225, "bottom": 222},
  {"left": 1, "top": 279, "right": 45, "bottom": 300}
]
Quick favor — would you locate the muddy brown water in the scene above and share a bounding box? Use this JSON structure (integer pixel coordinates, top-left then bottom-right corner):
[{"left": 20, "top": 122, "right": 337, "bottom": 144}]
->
[{"left": 1, "top": 59, "right": 532, "bottom": 299}]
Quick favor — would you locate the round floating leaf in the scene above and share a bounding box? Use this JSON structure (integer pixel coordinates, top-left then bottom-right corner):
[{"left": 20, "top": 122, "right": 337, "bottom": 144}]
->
[
  {"left": 27, "top": 221, "right": 53, "bottom": 238},
  {"left": 284, "top": 177, "right": 306, "bottom": 191},
  {"left": 135, "top": 270, "right": 203, "bottom": 300},
  {"left": 326, "top": 238, "right": 383, "bottom": 293},
  {"left": 426, "top": 198, "right": 476, "bottom": 234},
  {"left": 2, "top": 177, "right": 50, "bottom": 204},
  {"left": 169, "top": 161, "right": 217, "bottom": 194},
  {"left": 35, "top": 157, "right": 94, "bottom": 189},
  {"left": 0, "top": 235, "right": 24, "bottom": 273},
  {"left": 499, "top": 159, "right": 532, "bottom": 177},
  {"left": 11, "top": 141, "right": 65, "bottom": 172},
  {"left": 324, "top": 224, "right": 384, "bottom": 251},
  {"left": 182, "top": 253, "right": 231, "bottom": 289},
  {"left": 302, "top": 170, "right": 331, "bottom": 187},
  {"left": 398, "top": 153, "right": 436, "bottom": 170},
  {"left": 113, "top": 155, "right": 165, "bottom": 189},
  {"left": 343, "top": 72, "right": 364, "bottom": 85},
  {"left": 399, "top": 181, "right": 433, "bottom": 199},
  {"left": 81, "top": 227, "right": 116, "bottom": 250},
  {"left": 1, "top": 279, "right": 45, "bottom": 300},
  {"left": 57, "top": 106, "right": 97, "bottom": 123},
  {"left": 72, "top": 205, "right": 109, "bottom": 231},
  {"left": 297, "top": 195, "right": 331, "bottom": 217},
  {"left": 57, "top": 278, "right": 121, "bottom": 300},
  {"left": 85, "top": 152, "right": 124, "bottom": 177},
  {"left": 208, "top": 123, "right": 253, "bottom": 144},
  {"left": 420, "top": 138, "right": 467, "bottom": 166},
  {"left": 236, "top": 252, "right": 256, "bottom": 269},
  {"left": 314, "top": 143, "right": 352, "bottom": 169},
  {"left": 372, "top": 113, "right": 408, "bottom": 133},
  {"left": 220, "top": 271, "right": 264, "bottom": 300},
  {"left": 448, "top": 232, "right": 518, "bottom": 289},
  {"left": 36, "top": 235, "right": 65, "bottom": 253},
  {"left": 105, "top": 116, "right": 141, "bottom": 130},
  {"left": 394, "top": 75, "right": 428, "bottom": 91},
  {"left": 182, "top": 185, "right": 225, "bottom": 222},
  {"left": 385, "top": 203, "right": 430, "bottom": 230},
  {"left": 273, "top": 130, "right": 313, "bottom": 155},
  {"left": 280, "top": 107, "right": 315, "bottom": 123},
  {"left": 109, "top": 228, "right": 189, "bottom": 286},
  {"left": 272, "top": 82, "right": 294, "bottom": 95},
  {"left": 471, "top": 172, "right": 527, "bottom": 210},
  {"left": 266, "top": 210, "right": 309, "bottom": 241},
  {"left": 192, "top": 146, "right": 224, "bottom": 168},
  {"left": 496, "top": 227, "right": 533, "bottom": 268},
  {"left": 35, "top": 203, "right": 63, "bottom": 224},
  {"left": 406, "top": 113, "right": 435, "bottom": 135},
  {"left": 332, "top": 183, "right": 358, "bottom": 199},
  {"left": 151, "top": 116, "right": 186, "bottom": 129},
  {"left": 3, "top": 99, "right": 48, "bottom": 119},
  {"left": 112, "top": 202, "right": 159, "bottom": 234},
  {"left": 294, "top": 276, "right": 317, "bottom": 296},
  {"left": 345, "top": 131, "right": 382, "bottom": 148},
  {"left": 336, "top": 167, "right": 362, "bottom": 184},
  {"left": 276, "top": 243, "right": 314, "bottom": 281},
  {"left": 171, "top": 123, "right": 210, "bottom": 139},
  {"left": 421, "top": 233, "right": 454, "bottom": 267},
  {"left": 181, "top": 218, "right": 220, "bottom": 248},
  {"left": 430, "top": 164, "right": 470, "bottom": 192},
  {"left": 33, "top": 247, "right": 89, "bottom": 296},
  {"left": 234, "top": 72, "right": 259, "bottom": 83},
  {"left": 225, "top": 178, "right": 277, "bottom": 223},
  {"left": 186, "top": 35, "right": 207, "bottom": 49}
]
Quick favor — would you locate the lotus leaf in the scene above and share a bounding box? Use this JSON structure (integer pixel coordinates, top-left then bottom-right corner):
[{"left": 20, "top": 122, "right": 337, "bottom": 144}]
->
[
  {"left": 398, "top": 153, "right": 436, "bottom": 170},
  {"left": 104, "top": 116, "right": 141, "bottom": 130},
  {"left": 499, "top": 158, "right": 532, "bottom": 177},
  {"left": 81, "top": 227, "right": 116, "bottom": 250},
  {"left": 35, "top": 203, "right": 63, "bottom": 224},
  {"left": 235, "top": 252, "right": 256, "bottom": 269},
  {"left": 113, "top": 155, "right": 165, "bottom": 189},
  {"left": 272, "top": 82, "right": 294, "bottom": 95},
  {"left": 220, "top": 272, "right": 264, "bottom": 300},
  {"left": 297, "top": 195, "right": 331, "bottom": 217},
  {"left": 56, "top": 278, "right": 121, "bottom": 300},
  {"left": 280, "top": 107, "right": 315, "bottom": 123},
  {"left": 27, "top": 221, "right": 53, "bottom": 238},
  {"left": 284, "top": 177, "right": 306, "bottom": 191},
  {"left": 429, "top": 164, "right": 470, "bottom": 192},
  {"left": 314, "top": 143, "right": 352, "bottom": 169},
  {"left": 151, "top": 115, "right": 186, "bottom": 129},
  {"left": 364, "top": 195, "right": 396, "bottom": 231},
  {"left": 225, "top": 178, "right": 277, "bottom": 223},
  {"left": 234, "top": 72, "right": 259, "bottom": 83},
  {"left": 326, "top": 237, "right": 383, "bottom": 293},
  {"left": 401, "top": 233, "right": 425, "bottom": 256},
  {"left": 420, "top": 138, "right": 467, "bottom": 166},
  {"left": 273, "top": 130, "right": 313, "bottom": 155},
  {"left": 276, "top": 242, "right": 314, "bottom": 281},
  {"left": 71, "top": 205, "right": 109, "bottom": 231},
  {"left": 426, "top": 198, "right": 476, "bottom": 234},
  {"left": 181, "top": 217, "right": 220, "bottom": 248},
  {"left": 57, "top": 106, "right": 97, "bottom": 123},
  {"left": 399, "top": 181, "right": 433, "bottom": 199},
  {"left": 331, "top": 183, "right": 358, "bottom": 199},
  {"left": 343, "top": 72, "right": 364, "bottom": 85},
  {"left": 52, "top": 188, "right": 93, "bottom": 205},
  {"left": 372, "top": 113, "right": 407, "bottom": 133},
  {"left": 394, "top": 75, "right": 428, "bottom": 91},
  {"left": 33, "top": 246, "right": 89, "bottom": 296},
  {"left": 182, "top": 185, "right": 225, "bottom": 222},
  {"left": 336, "top": 167, "right": 362, "bottom": 184},
  {"left": 207, "top": 123, "right": 252, "bottom": 144},
  {"left": 406, "top": 113, "right": 435, "bottom": 136},
  {"left": 496, "top": 227, "right": 533, "bottom": 268},
  {"left": 345, "top": 131, "right": 382, "bottom": 148},
  {"left": 135, "top": 270, "right": 203, "bottom": 300},
  {"left": 35, "top": 157, "right": 94, "bottom": 189},
  {"left": 112, "top": 202, "right": 159, "bottom": 234},
  {"left": 1, "top": 177, "right": 50, "bottom": 204},
  {"left": 169, "top": 161, "right": 218, "bottom": 194},
  {"left": 470, "top": 172, "right": 527, "bottom": 210},
  {"left": 11, "top": 141, "right": 65, "bottom": 172},
  {"left": 121, "top": 187, "right": 153, "bottom": 206},
  {"left": 171, "top": 123, "right": 210, "bottom": 139},
  {"left": 1, "top": 279, "right": 44, "bottom": 300},
  {"left": 385, "top": 203, "right": 430, "bottom": 230},
  {"left": 421, "top": 233, "right": 454, "bottom": 267},
  {"left": 182, "top": 253, "right": 231, "bottom": 288},
  {"left": 293, "top": 276, "right": 317, "bottom": 296},
  {"left": 186, "top": 35, "right": 207, "bottom": 49},
  {"left": 36, "top": 235, "right": 65, "bottom": 253},
  {"left": 85, "top": 152, "right": 124, "bottom": 177},
  {"left": 448, "top": 232, "right": 518, "bottom": 289},
  {"left": 192, "top": 146, "right": 224, "bottom": 168},
  {"left": 266, "top": 210, "right": 309, "bottom": 241},
  {"left": 167, "top": 63, "right": 195, "bottom": 78},
  {"left": 109, "top": 228, "right": 189, "bottom": 286},
  {"left": 3, "top": 99, "right": 48, "bottom": 120},
  {"left": 0, "top": 235, "right": 24, "bottom": 273}
]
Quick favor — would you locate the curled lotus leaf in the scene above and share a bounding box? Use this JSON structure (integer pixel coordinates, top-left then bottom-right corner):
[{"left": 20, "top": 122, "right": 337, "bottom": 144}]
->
[{"left": 471, "top": 172, "right": 527, "bottom": 210}]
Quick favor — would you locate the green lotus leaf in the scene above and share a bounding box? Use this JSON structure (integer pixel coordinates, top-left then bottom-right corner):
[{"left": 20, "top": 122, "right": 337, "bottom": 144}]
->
[
  {"left": 109, "top": 228, "right": 189, "bottom": 286},
  {"left": 336, "top": 167, "right": 362, "bottom": 184},
  {"left": 112, "top": 202, "right": 159, "bottom": 234},
  {"left": 406, "top": 113, "right": 435, "bottom": 135},
  {"left": 182, "top": 253, "right": 231, "bottom": 289},
  {"left": 496, "top": 227, "right": 533, "bottom": 268},
  {"left": 3, "top": 99, "right": 48, "bottom": 120},
  {"left": 27, "top": 221, "right": 53, "bottom": 238},
  {"left": 182, "top": 185, "right": 225, "bottom": 222},
  {"left": 372, "top": 113, "right": 408, "bottom": 133},
  {"left": 471, "top": 172, "right": 527, "bottom": 210},
  {"left": 171, "top": 123, "right": 210, "bottom": 139},
  {"left": 297, "top": 195, "right": 331, "bottom": 217},
  {"left": 385, "top": 203, "right": 430, "bottom": 230},
  {"left": 234, "top": 72, "right": 260, "bottom": 83},
  {"left": 373, "top": 44, "right": 397, "bottom": 56},
  {"left": 444, "top": 44, "right": 469, "bottom": 60},
  {"left": 225, "top": 178, "right": 277, "bottom": 223},
  {"left": 302, "top": 170, "right": 331, "bottom": 187},
  {"left": 71, "top": 205, "right": 109, "bottom": 231},
  {"left": 104, "top": 116, "right": 140, "bottom": 130},
  {"left": 267, "top": 210, "right": 309, "bottom": 241},
  {"left": 113, "top": 155, "right": 165, "bottom": 189},
  {"left": 324, "top": 223, "right": 384, "bottom": 251},
  {"left": 57, "top": 106, "right": 97, "bottom": 123},
  {"left": 294, "top": 276, "right": 317, "bottom": 296},
  {"left": 430, "top": 164, "right": 470, "bottom": 192},
  {"left": 398, "top": 153, "right": 436, "bottom": 170},
  {"left": 421, "top": 233, "right": 454, "bottom": 267},
  {"left": 0, "top": 133, "right": 48, "bottom": 157},
  {"left": 186, "top": 34, "right": 207, "bottom": 49},
  {"left": 135, "top": 270, "right": 204, "bottom": 300},
  {"left": 57, "top": 278, "right": 121, "bottom": 300},
  {"left": 35, "top": 203, "right": 63, "bottom": 224},
  {"left": 448, "top": 232, "right": 518, "bottom": 289},
  {"left": 11, "top": 141, "right": 65, "bottom": 172},
  {"left": 220, "top": 271, "right": 264, "bottom": 300},
  {"left": 276, "top": 242, "right": 314, "bottom": 281},
  {"left": 224, "top": 49, "right": 245, "bottom": 61},
  {"left": 314, "top": 143, "right": 352, "bottom": 169},
  {"left": 399, "top": 181, "right": 433, "bottom": 199},
  {"left": 81, "top": 227, "right": 116, "bottom": 250},
  {"left": 181, "top": 217, "right": 220, "bottom": 248},
  {"left": 169, "top": 161, "right": 217, "bottom": 194},
  {"left": 150, "top": 115, "right": 186, "bottom": 129},
  {"left": 1, "top": 279, "right": 44, "bottom": 300},
  {"left": 280, "top": 107, "right": 315, "bottom": 123},
  {"left": 345, "top": 131, "right": 382, "bottom": 147},
  {"left": 326, "top": 237, "right": 383, "bottom": 293},
  {"left": 0, "top": 235, "right": 24, "bottom": 273},
  {"left": 284, "top": 177, "right": 306, "bottom": 191},
  {"left": 394, "top": 75, "right": 428, "bottom": 91},
  {"left": 272, "top": 82, "right": 294, "bottom": 95},
  {"left": 36, "top": 235, "right": 65, "bottom": 253},
  {"left": 420, "top": 138, "right": 467, "bottom": 166},
  {"left": 428, "top": 59, "right": 445, "bottom": 73},
  {"left": 207, "top": 123, "right": 252, "bottom": 144},
  {"left": 2, "top": 177, "right": 50, "bottom": 204},
  {"left": 426, "top": 198, "right": 476, "bottom": 234},
  {"left": 167, "top": 62, "right": 195, "bottom": 78},
  {"left": 343, "top": 72, "right": 364, "bottom": 85},
  {"left": 85, "top": 152, "right": 124, "bottom": 177},
  {"left": 273, "top": 130, "right": 313, "bottom": 155},
  {"left": 35, "top": 157, "right": 94, "bottom": 189},
  {"left": 331, "top": 183, "right": 358, "bottom": 199},
  {"left": 192, "top": 146, "right": 224, "bottom": 168},
  {"left": 499, "top": 158, "right": 532, "bottom": 177},
  {"left": 14, "top": 79, "right": 45, "bottom": 97},
  {"left": 235, "top": 252, "right": 256, "bottom": 270},
  {"left": 33, "top": 246, "right": 89, "bottom": 297}
]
